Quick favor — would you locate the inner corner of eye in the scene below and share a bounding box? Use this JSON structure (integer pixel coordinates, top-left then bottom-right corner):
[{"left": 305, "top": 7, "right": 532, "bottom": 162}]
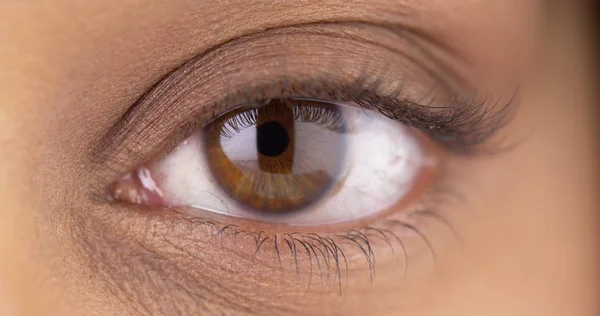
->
[
  {"left": 110, "top": 98, "right": 437, "bottom": 226},
  {"left": 109, "top": 163, "right": 167, "bottom": 207}
]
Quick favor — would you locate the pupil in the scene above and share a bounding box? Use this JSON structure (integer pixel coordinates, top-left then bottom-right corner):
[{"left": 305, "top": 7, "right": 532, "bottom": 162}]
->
[{"left": 256, "top": 121, "right": 289, "bottom": 157}]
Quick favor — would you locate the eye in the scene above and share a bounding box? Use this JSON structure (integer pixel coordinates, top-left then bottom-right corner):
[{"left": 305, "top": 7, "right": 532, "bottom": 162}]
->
[
  {"left": 86, "top": 23, "right": 518, "bottom": 306},
  {"left": 110, "top": 97, "right": 435, "bottom": 226}
]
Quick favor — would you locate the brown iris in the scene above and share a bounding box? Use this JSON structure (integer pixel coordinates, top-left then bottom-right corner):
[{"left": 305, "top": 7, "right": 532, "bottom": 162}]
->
[{"left": 203, "top": 99, "right": 347, "bottom": 213}]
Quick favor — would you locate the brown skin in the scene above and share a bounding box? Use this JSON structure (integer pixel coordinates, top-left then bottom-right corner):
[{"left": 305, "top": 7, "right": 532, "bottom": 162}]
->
[{"left": 0, "top": 1, "right": 597, "bottom": 316}]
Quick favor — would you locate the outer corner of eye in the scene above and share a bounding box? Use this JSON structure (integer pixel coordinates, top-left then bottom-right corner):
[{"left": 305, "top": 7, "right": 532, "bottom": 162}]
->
[{"left": 110, "top": 98, "right": 440, "bottom": 227}]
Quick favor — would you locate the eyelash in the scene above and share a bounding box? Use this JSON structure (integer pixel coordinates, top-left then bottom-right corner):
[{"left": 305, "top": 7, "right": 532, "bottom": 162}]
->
[
  {"left": 162, "top": 74, "right": 514, "bottom": 161},
  {"left": 218, "top": 100, "right": 346, "bottom": 139}
]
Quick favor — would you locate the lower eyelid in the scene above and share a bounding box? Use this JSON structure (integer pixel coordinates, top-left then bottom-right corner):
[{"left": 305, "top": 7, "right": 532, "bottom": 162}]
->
[{"left": 82, "top": 197, "right": 453, "bottom": 297}]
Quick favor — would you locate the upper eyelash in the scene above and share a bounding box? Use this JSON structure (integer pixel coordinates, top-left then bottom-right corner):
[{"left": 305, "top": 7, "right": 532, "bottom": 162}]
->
[
  {"left": 352, "top": 85, "right": 518, "bottom": 154},
  {"left": 175, "top": 74, "right": 516, "bottom": 157},
  {"left": 217, "top": 100, "right": 346, "bottom": 139},
  {"left": 291, "top": 101, "right": 346, "bottom": 131}
]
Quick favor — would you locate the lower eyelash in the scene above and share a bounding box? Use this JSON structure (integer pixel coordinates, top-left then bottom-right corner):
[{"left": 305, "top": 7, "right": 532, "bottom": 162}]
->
[{"left": 192, "top": 197, "right": 459, "bottom": 295}]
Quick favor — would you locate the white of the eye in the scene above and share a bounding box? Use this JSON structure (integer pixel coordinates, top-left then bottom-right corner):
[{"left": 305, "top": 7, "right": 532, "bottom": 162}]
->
[
  {"left": 297, "top": 107, "right": 424, "bottom": 225},
  {"left": 155, "top": 105, "right": 424, "bottom": 225}
]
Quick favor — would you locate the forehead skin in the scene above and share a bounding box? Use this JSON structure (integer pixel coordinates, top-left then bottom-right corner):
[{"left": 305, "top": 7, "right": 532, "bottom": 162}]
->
[{"left": 0, "top": 1, "right": 597, "bottom": 316}]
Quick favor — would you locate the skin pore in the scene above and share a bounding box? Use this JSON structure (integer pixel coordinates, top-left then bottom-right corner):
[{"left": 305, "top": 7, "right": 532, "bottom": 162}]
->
[{"left": 0, "top": 1, "right": 597, "bottom": 316}]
